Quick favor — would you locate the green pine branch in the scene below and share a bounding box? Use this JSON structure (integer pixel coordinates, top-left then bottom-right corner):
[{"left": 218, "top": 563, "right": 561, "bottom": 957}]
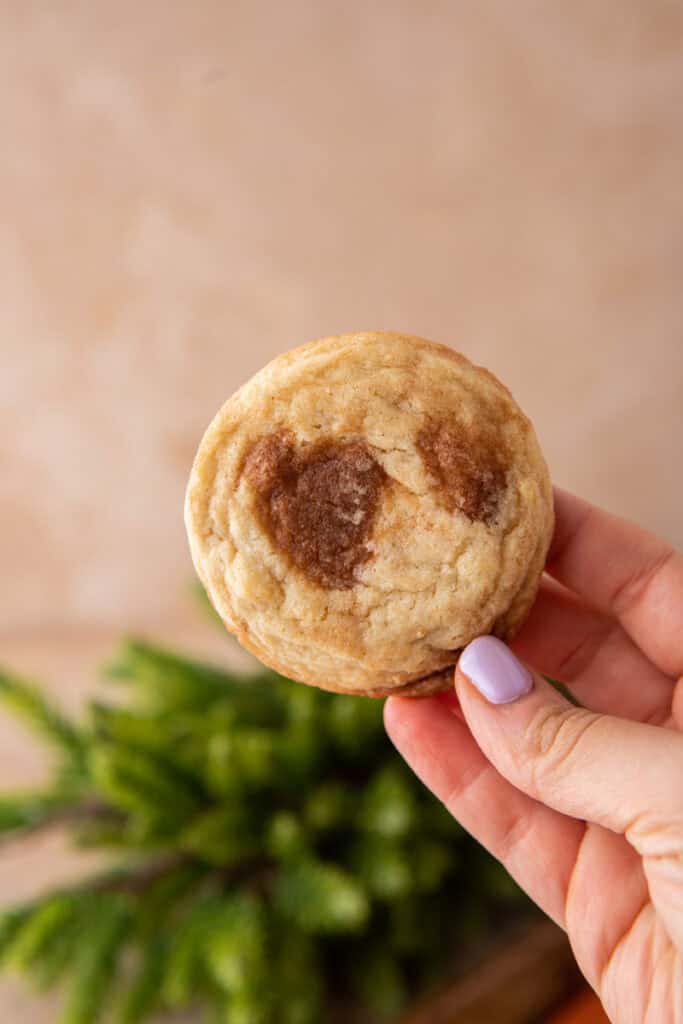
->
[
  {"left": 544, "top": 675, "right": 583, "bottom": 707},
  {"left": 114, "top": 938, "right": 168, "bottom": 1024},
  {"left": 0, "top": 793, "right": 72, "bottom": 838},
  {"left": 274, "top": 858, "right": 369, "bottom": 934},
  {"left": 61, "top": 896, "right": 132, "bottom": 1024},
  {"left": 0, "top": 630, "right": 534, "bottom": 1023},
  {"left": 105, "top": 640, "right": 243, "bottom": 709},
  {"left": 0, "top": 669, "right": 86, "bottom": 768}
]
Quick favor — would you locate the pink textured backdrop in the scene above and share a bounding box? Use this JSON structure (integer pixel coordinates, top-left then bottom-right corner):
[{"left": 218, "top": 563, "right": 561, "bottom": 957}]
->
[{"left": 2, "top": 1, "right": 682, "bottom": 644}]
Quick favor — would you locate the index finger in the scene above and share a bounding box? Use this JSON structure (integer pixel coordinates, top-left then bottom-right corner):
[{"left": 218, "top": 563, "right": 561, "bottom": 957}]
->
[{"left": 546, "top": 488, "right": 683, "bottom": 679}]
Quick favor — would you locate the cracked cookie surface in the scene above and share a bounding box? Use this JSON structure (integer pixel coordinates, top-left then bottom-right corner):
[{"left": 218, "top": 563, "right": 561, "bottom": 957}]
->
[{"left": 185, "top": 332, "right": 553, "bottom": 695}]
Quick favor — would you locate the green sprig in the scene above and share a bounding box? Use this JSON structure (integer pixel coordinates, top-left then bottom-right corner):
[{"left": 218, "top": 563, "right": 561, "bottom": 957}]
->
[{"left": 0, "top": 622, "right": 533, "bottom": 1023}]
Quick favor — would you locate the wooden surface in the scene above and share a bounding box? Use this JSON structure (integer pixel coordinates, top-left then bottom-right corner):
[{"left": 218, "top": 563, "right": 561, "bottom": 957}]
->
[
  {"left": 403, "top": 919, "right": 582, "bottom": 1024},
  {"left": 548, "top": 990, "right": 609, "bottom": 1024}
]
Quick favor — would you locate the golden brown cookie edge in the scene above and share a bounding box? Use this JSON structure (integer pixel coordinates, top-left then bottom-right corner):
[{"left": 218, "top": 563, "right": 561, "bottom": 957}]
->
[{"left": 185, "top": 331, "right": 552, "bottom": 697}]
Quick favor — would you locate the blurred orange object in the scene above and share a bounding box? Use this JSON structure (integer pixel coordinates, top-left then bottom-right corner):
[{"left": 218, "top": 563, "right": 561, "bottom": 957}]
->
[{"left": 548, "top": 989, "right": 609, "bottom": 1023}]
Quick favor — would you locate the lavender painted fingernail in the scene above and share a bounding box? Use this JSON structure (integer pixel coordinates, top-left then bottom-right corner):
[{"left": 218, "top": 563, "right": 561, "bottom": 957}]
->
[{"left": 459, "top": 636, "right": 533, "bottom": 705}]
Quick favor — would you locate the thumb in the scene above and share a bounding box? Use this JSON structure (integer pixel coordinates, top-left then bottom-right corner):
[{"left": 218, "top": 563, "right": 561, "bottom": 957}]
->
[{"left": 454, "top": 636, "right": 683, "bottom": 852}]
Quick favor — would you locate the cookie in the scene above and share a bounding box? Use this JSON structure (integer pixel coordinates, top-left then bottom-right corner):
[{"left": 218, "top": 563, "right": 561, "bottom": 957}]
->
[{"left": 185, "top": 333, "right": 553, "bottom": 696}]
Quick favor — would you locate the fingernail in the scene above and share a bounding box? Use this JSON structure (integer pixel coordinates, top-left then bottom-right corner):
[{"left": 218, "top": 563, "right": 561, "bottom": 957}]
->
[{"left": 459, "top": 636, "right": 533, "bottom": 705}]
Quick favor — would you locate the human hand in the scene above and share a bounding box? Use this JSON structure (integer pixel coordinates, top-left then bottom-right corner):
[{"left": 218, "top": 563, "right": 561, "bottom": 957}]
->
[{"left": 385, "top": 488, "right": 683, "bottom": 1024}]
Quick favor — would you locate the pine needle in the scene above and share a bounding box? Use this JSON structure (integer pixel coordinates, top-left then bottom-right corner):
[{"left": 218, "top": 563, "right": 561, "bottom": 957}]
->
[{"left": 0, "top": 669, "right": 85, "bottom": 764}]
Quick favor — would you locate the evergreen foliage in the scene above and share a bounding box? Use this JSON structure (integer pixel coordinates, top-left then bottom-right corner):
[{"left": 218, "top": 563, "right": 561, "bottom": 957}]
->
[{"left": 0, "top": 627, "right": 530, "bottom": 1022}]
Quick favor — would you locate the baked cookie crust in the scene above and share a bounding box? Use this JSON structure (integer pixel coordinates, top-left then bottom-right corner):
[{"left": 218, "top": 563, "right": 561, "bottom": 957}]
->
[{"left": 185, "top": 333, "right": 553, "bottom": 696}]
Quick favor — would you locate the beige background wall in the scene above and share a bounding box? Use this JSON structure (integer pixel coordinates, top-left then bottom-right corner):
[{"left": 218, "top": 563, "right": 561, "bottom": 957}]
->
[{"left": 2, "top": 0, "right": 683, "bottom": 641}]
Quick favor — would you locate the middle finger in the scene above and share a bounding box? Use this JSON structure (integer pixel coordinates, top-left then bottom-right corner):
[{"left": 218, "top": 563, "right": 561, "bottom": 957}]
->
[{"left": 511, "top": 579, "right": 674, "bottom": 725}]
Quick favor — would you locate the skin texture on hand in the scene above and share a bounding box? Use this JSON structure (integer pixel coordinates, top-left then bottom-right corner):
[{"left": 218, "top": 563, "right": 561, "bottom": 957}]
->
[{"left": 385, "top": 488, "right": 683, "bottom": 1024}]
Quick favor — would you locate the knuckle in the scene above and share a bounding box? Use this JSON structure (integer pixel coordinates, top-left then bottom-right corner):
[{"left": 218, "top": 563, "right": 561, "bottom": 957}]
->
[
  {"left": 629, "top": 808, "right": 683, "bottom": 856},
  {"left": 521, "top": 704, "right": 601, "bottom": 789}
]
